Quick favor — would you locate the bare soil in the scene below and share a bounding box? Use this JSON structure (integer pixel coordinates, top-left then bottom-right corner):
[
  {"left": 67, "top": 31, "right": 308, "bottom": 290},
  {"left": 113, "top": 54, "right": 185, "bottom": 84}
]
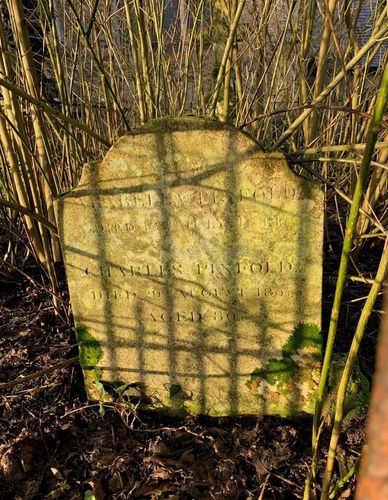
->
[{"left": 0, "top": 257, "right": 371, "bottom": 500}]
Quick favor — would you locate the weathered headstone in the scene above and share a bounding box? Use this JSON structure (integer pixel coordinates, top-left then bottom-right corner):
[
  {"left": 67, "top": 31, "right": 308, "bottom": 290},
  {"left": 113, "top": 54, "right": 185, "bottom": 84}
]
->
[{"left": 57, "top": 117, "right": 323, "bottom": 416}]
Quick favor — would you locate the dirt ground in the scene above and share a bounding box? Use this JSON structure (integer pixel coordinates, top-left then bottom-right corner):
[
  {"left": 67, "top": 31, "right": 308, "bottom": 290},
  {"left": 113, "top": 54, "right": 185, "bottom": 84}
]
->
[{"left": 0, "top": 255, "right": 373, "bottom": 500}]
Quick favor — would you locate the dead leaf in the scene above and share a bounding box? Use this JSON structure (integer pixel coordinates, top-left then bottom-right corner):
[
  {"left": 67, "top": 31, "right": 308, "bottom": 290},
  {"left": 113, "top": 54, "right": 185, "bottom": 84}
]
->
[
  {"left": 97, "top": 452, "right": 116, "bottom": 467},
  {"left": 108, "top": 472, "right": 122, "bottom": 493},
  {"left": 150, "top": 469, "right": 172, "bottom": 481},
  {"left": 50, "top": 467, "right": 64, "bottom": 480},
  {"left": 87, "top": 478, "right": 105, "bottom": 500},
  {"left": 184, "top": 485, "right": 202, "bottom": 499},
  {"left": 0, "top": 446, "right": 23, "bottom": 481},
  {"left": 152, "top": 440, "right": 172, "bottom": 457},
  {"left": 132, "top": 481, "right": 174, "bottom": 497},
  {"left": 19, "top": 441, "right": 34, "bottom": 473},
  {"left": 180, "top": 450, "right": 195, "bottom": 465}
]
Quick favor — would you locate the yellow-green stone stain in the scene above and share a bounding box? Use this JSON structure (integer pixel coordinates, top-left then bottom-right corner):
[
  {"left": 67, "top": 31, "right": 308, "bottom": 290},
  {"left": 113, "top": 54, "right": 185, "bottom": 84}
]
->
[{"left": 58, "top": 117, "right": 324, "bottom": 416}]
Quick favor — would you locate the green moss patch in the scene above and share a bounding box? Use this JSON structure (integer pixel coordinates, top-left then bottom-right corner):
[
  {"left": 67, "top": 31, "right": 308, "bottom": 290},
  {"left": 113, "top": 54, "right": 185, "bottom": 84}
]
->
[
  {"left": 169, "top": 384, "right": 183, "bottom": 399},
  {"left": 247, "top": 358, "right": 296, "bottom": 389},
  {"left": 282, "top": 323, "right": 321, "bottom": 357},
  {"left": 167, "top": 384, "right": 191, "bottom": 416},
  {"left": 260, "top": 358, "right": 296, "bottom": 385},
  {"left": 75, "top": 326, "right": 104, "bottom": 396},
  {"left": 247, "top": 323, "right": 321, "bottom": 389},
  {"left": 76, "top": 326, "right": 103, "bottom": 369}
]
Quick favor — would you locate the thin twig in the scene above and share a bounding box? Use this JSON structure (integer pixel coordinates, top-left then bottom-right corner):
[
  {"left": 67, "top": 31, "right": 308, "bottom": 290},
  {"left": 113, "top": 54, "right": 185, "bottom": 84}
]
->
[
  {"left": 240, "top": 104, "right": 388, "bottom": 129},
  {"left": 0, "top": 76, "right": 111, "bottom": 148},
  {"left": 0, "top": 356, "right": 79, "bottom": 390}
]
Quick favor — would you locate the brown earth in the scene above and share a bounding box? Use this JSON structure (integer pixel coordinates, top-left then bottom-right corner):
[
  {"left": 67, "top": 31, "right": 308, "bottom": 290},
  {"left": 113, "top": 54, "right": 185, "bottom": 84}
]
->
[{"left": 0, "top": 254, "right": 372, "bottom": 500}]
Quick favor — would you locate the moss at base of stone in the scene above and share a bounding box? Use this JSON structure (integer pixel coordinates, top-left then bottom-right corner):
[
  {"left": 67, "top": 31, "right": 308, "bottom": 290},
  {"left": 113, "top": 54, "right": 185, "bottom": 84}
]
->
[
  {"left": 248, "top": 358, "right": 296, "bottom": 388},
  {"left": 247, "top": 322, "right": 321, "bottom": 387},
  {"left": 75, "top": 326, "right": 104, "bottom": 399},
  {"left": 75, "top": 326, "right": 103, "bottom": 368},
  {"left": 83, "top": 370, "right": 104, "bottom": 400},
  {"left": 282, "top": 323, "right": 321, "bottom": 357},
  {"left": 168, "top": 384, "right": 190, "bottom": 416},
  {"left": 246, "top": 323, "right": 321, "bottom": 417}
]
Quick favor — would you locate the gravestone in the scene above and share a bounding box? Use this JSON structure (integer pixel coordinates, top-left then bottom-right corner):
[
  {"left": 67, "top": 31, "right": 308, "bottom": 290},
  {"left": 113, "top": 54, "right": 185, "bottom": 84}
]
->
[{"left": 57, "top": 117, "right": 323, "bottom": 417}]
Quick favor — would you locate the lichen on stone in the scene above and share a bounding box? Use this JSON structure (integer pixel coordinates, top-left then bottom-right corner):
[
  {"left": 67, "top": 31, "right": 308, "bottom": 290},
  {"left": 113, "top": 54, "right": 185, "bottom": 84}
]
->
[
  {"left": 248, "top": 323, "right": 321, "bottom": 388},
  {"left": 282, "top": 323, "right": 321, "bottom": 357},
  {"left": 168, "top": 384, "right": 192, "bottom": 416},
  {"left": 246, "top": 323, "right": 322, "bottom": 416},
  {"left": 60, "top": 117, "right": 323, "bottom": 416},
  {"left": 247, "top": 358, "right": 296, "bottom": 389}
]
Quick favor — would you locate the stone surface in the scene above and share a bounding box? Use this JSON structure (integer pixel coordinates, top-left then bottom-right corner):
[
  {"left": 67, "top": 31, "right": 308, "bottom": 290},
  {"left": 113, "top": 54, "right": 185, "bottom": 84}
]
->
[{"left": 57, "top": 117, "right": 324, "bottom": 416}]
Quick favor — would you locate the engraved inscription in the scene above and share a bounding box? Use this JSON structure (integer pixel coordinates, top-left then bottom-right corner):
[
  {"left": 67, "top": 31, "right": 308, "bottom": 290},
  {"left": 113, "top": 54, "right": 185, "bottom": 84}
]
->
[
  {"left": 88, "top": 183, "right": 301, "bottom": 211},
  {"left": 196, "top": 260, "right": 294, "bottom": 276},
  {"left": 92, "top": 260, "right": 296, "bottom": 280},
  {"left": 59, "top": 118, "right": 323, "bottom": 416},
  {"left": 86, "top": 213, "right": 263, "bottom": 234},
  {"left": 90, "top": 285, "right": 300, "bottom": 302},
  {"left": 149, "top": 310, "right": 238, "bottom": 323}
]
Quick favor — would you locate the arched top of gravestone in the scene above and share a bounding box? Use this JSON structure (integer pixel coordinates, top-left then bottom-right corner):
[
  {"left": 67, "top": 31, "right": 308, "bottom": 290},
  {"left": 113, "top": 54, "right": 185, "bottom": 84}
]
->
[
  {"left": 57, "top": 116, "right": 324, "bottom": 416},
  {"left": 77, "top": 117, "right": 305, "bottom": 192},
  {"left": 127, "top": 116, "right": 256, "bottom": 137}
]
